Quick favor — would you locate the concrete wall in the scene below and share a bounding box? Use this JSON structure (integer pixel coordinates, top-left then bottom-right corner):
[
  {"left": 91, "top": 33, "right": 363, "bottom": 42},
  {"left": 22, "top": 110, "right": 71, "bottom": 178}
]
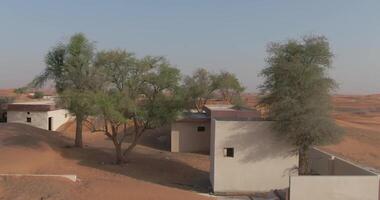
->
[
  {"left": 47, "top": 109, "right": 70, "bottom": 131},
  {"left": 7, "top": 109, "right": 69, "bottom": 131},
  {"left": 289, "top": 148, "right": 380, "bottom": 200},
  {"left": 210, "top": 119, "right": 216, "bottom": 187},
  {"left": 171, "top": 121, "right": 210, "bottom": 153},
  {"left": 308, "top": 148, "right": 377, "bottom": 176},
  {"left": 7, "top": 111, "right": 48, "bottom": 130},
  {"left": 290, "top": 176, "right": 380, "bottom": 200},
  {"left": 210, "top": 120, "right": 298, "bottom": 194}
]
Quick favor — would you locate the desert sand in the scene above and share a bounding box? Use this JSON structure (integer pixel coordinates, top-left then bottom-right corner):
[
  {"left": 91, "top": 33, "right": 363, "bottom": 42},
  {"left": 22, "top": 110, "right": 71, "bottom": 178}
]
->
[
  {"left": 321, "top": 94, "right": 380, "bottom": 170},
  {"left": 0, "top": 122, "right": 213, "bottom": 200},
  {"left": 1, "top": 93, "right": 380, "bottom": 199}
]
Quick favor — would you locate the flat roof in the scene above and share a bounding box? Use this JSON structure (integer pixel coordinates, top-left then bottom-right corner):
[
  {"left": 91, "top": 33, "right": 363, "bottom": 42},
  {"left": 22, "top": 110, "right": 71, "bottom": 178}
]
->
[
  {"left": 204, "top": 104, "right": 264, "bottom": 121},
  {"left": 7, "top": 101, "right": 58, "bottom": 112},
  {"left": 175, "top": 112, "right": 210, "bottom": 123}
]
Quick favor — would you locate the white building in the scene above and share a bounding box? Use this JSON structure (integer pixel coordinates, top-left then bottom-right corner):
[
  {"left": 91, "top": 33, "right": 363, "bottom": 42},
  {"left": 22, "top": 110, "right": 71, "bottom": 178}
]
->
[
  {"left": 171, "top": 105, "right": 298, "bottom": 194},
  {"left": 7, "top": 101, "right": 70, "bottom": 131}
]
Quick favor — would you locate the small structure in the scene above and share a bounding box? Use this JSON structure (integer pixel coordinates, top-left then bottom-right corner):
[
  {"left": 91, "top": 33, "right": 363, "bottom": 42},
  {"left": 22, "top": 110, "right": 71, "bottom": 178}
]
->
[
  {"left": 0, "top": 104, "right": 7, "bottom": 122},
  {"left": 290, "top": 148, "right": 380, "bottom": 200},
  {"left": 171, "top": 105, "right": 298, "bottom": 194},
  {"left": 6, "top": 101, "right": 70, "bottom": 131},
  {"left": 171, "top": 112, "right": 210, "bottom": 153}
]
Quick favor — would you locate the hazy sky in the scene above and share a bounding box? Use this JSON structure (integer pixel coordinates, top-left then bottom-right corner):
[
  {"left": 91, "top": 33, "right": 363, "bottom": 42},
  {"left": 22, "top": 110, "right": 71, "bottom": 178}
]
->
[{"left": 0, "top": 0, "right": 379, "bottom": 94}]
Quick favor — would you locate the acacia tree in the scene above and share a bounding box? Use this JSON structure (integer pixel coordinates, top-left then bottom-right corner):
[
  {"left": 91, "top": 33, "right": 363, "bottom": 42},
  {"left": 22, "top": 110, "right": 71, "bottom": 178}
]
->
[
  {"left": 31, "top": 33, "right": 98, "bottom": 148},
  {"left": 259, "top": 35, "right": 343, "bottom": 175},
  {"left": 211, "top": 71, "right": 245, "bottom": 103},
  {"left": 89, "top": 50, "right": 182, "bottom": 164},
  {"left": 14, "top": 87, "right": 28, "bottom": 95},
  {"left": 183, "top": 68, "right": 245, "bottom": 112},
  {"left": 31, "top": 44, "right": 67, "bottom": 92},
  {"left": 182, "top": 68, "right": 214, "bottom": 112}
]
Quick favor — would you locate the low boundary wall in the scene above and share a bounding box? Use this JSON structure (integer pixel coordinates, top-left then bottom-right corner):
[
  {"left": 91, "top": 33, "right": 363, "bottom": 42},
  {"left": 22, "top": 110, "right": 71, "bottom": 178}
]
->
[
  {"left": 0, "top": 174, "right": 77, "bottom": 182},
  {"left": 290, "top": 148, "right": 380, "bottom": 200},
  {"left": 290, "top": 176, "right": 379, "bottom": 200},
  {"left": 308, "top": 147, "right": 378, "bottom": 175}
]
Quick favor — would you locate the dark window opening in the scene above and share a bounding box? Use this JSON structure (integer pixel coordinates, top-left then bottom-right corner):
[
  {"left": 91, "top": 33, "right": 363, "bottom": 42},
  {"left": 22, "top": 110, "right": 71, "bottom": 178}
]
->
[
  {"left": 224, "top": 148, "right": 234, "bottom": 157},
  {"left": 27, "top": 112, "right": 30, "bottom": 115},
  {"left": 26, "top": 117, "right": 32, "bottom": 123},
  {"left": 48, "top": 117, "right": 52, "bottom": 131},
  {"left": 197, "top": 126, "right": 205, "bottom": 132}
]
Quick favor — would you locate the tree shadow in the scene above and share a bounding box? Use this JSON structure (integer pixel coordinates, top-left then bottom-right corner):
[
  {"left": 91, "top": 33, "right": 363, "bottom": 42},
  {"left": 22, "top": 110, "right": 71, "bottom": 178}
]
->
[
  {"left": 0, "top": 123, "right": 50, "bottom": 148},
  {"left": 123, "top": 125, "right": 171, "bottom": 152},
  {"left": 222, "top": 121, "right": 295, "bottom": 163},
  {"left": 56, "top": 144, "right": 211, "bottom": 193},
  {"left": 1, "top": 134, "right": 43, "bottom": 148},
  {"left": 0, "top": 123, "right": 211, "bottom": 193}
]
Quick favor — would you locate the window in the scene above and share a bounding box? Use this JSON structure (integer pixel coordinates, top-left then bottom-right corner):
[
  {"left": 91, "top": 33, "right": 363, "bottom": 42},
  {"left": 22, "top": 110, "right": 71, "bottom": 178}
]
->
[
  {"left": 197, "top": 126, "right": 205, "bottom": 132},
  {"left": 27, "top": 112, "right": 30, "bottom": 115},
  {"left": 65, "top": 113, "right": 67, "bottom": 118},
  {"left": 26, "top": 117, "right": 32, "bottom": 123},
  {"left": 224, "top": 148, "right": 234, "bottom": 157}
]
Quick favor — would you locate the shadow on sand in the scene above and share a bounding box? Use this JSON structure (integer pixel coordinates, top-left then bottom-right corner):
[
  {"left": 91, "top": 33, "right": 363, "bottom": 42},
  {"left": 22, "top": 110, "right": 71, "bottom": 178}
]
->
[{"left": 0, "top": 123, "right": 211, "bottom": 193}]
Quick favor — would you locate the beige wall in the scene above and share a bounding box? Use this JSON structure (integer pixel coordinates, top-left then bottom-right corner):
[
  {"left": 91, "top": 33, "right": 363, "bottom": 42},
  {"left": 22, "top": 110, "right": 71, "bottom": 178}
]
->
[
  {"left": 47, "top": 109, "right": 70, "bottom": 131},
  {"left": 290, "top": 148, "right": 380, "bottom": 200},
  {"left": 210, "top": 120, "right": 298, "bottom": 194},
  {"left": 7, "top": 111, "right": 48, "bottom": 130},
  {"left": 171, "top": 121, "right": 210, "bottom": 153},
  {"left": 308, "top": 148, "right": 377, "bottom": 176},
  {"left": 290, "top": 176, "right": 380, "bottom": 200},
  {"left": 7, "top": 109, "right": 69, "bottom": 131}
]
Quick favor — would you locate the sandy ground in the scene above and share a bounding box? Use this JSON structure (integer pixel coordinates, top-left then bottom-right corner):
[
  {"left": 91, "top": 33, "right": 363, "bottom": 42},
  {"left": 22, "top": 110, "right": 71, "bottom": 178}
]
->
[
  {"left": 1, "top": 92, "right": 380, "bottom": 199},
  {"left": 0, "top": 123, "right": 213, "bottom": 200},
  {"left": 320, "top": 94, "right": 380, "bottom": 170}
]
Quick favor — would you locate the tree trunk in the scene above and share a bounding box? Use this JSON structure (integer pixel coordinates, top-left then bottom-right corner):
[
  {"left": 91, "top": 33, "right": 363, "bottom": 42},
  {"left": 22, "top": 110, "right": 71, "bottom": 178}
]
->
[
  {"left": 74, "top": 115, "right": 83, "bottom": 148},
  {"left": 115, "top": 143, "right": 124, "bottom": 164},
  {"left": 298, "top": 147, "right": 310, "bottom": 175},
  {"left": 123, "top": 139, "right": 138, "bottom": 159}
]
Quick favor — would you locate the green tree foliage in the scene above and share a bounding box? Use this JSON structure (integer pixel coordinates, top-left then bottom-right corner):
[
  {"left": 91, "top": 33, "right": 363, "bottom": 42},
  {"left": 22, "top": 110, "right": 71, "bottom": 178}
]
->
[
  {"left": 259, "top": 35, "right": 343, "bottom": 175},
  {"left": 182, "top": 68, "right": 214, "bottom": 112},
  {"left": 31, "top": 33, "right": 99, "bottom": 148},
  {"left": 32, "top": 91, "right": 44, "bottom": 99},
  {"left": 30, "top": 44, "right": 67, "bottom": 92},
  {"left": 183, "top": 68, "right": 245, "bottom": 112},
  {"left": 89, "top": 50, "right": 183, "bottom": 164},
  {"left": 0, "top": 96, "right": 14, "bottom": 105},
  {"left": 14, "top": 87, "right": 27, "bottom": 95},
  {"left": 211, "top": 71, "right": 245, "bottom": 105}
]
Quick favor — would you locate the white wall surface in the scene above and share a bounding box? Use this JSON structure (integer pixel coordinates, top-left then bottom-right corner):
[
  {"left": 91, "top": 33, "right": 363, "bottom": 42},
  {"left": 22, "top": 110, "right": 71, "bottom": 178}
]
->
[
  {"left": 7, "top": 109, "right": 69, "bottom": 131},
  {"left": 210, "top": 120, "right": 298, "bottom": 194},
  {"left": 47, "top": 109, "right": 70, "bottom": 131},
  {"left": 290, "top": 148, "right": 380, "bottom": 200},
  {"left": 308, "top": 148, "right": 377, "bottom": 176},
  {"left": 171, "top": 121, "right": 210, "bottom": 153},
  {"left": 7, "top": 111, "right": 48, "bottom": 130},
  {"left": 290, "top": 176, "right": 380, "bottom": 200}
]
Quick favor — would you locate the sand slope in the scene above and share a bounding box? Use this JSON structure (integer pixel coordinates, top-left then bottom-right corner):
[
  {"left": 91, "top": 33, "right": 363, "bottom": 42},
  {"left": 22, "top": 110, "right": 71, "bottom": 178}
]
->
[
  {"left": 321, "top": 94, "right": 380, "bottom": 170},
  {"left": 0, "top": 123, "right": 213, "bottom": 200}
]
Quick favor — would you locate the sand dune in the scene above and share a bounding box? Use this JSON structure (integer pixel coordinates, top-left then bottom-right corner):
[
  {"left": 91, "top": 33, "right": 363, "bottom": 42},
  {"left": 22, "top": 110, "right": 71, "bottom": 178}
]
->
[
  {"left": 320, "top": 94, "right": 380, "bottom": 170},
  {"left": 1, "top": 92, "right": 380, "bottom": 199},
  {"left": 0, "top": 123, "right": 213, "bottom": 200}
]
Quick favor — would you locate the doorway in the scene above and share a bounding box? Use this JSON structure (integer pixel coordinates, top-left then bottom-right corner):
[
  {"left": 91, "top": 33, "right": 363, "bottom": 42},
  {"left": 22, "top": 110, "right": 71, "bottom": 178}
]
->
[{"left": 48, "top": 117, "right": 53, "bottom": 131}]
